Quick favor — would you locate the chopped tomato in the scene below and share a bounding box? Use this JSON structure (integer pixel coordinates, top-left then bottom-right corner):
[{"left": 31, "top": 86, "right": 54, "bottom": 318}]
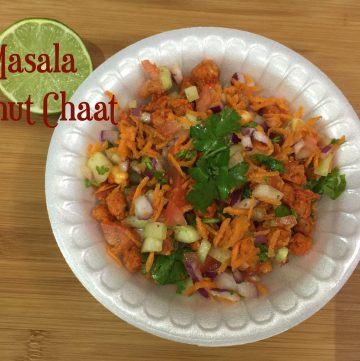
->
[{"left": 164, "top": 200, "right": 186, "bottom": 226}]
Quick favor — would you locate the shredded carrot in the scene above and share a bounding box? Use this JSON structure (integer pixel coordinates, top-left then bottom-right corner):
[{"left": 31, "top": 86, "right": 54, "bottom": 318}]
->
[
  {"left": 222, "top": 207, "right": 248, "bottom": 216},
  {"left": 231, "top": 242, "right": 240, "bottom": 269},
  {"left": 213, "top": 218, "right": 231, "bottom": 246},
  {"left": 167, "top": 153, "right": 186, "bottom": 177},
  {"left": 183, "top": 279, "right": 217, "bottom": 296},
  {"left": 217, "top": 259, "right": 230, "bottom": 274},
  {"left": 151, "top": 197, "right": 165, "bottom": 221},
  {"left": 145, "top": 252, "right": 155, "bottom": 273},
  {"left": 87, "top": 142, "right": 107, "bottom": 157},
  {"left": 293, "top": 105, "right": 304, "bottom": 119},
  {"left": 196, "top": 216, "right": 209, "bottom": 240},
  {"left": 247, "top": 196, "right": 256, "bottom": 220},
  {"left": 254, "top": 282, "right": 268, "bottom": 295}
]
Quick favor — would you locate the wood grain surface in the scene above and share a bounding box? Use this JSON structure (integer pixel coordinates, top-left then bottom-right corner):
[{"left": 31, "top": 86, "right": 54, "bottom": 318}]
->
[{"left": 0, "top": 1, "right": 359, "bottom": 360}]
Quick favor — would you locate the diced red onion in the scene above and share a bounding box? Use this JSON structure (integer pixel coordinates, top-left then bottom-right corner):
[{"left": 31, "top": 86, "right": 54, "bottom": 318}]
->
[
  {"left": 232, "top": 269, "right": 244, "bottom": 283},
  {"left": 230, "top": 188, "right": 242, "bottom": 206},
  {"left": 130, "top": 108, "right": 141, "bottom": 117},
  {"left": 208, "top": 289, "right": 241, "bottom": 302},
  {"left": 252, "top": 130, "right": 271, "bottom": 146},
  {"left": 119, "top": 160, "right": 129, "bottom": 172},
  {"left": 293, "top": 139, "right": 305, "bottom": 154},
  {"left": 215, "top": 272, "right": 238, "bottom": 291},
  {"left": 254, "top": 114, "right": 265, "bottom": 125},
  {"left": 254, "top": 235, "right": 268, "bottom": 245},
  {"left": 237, "top": 281, "right": 258, "bottom": 298},
  {"left": 140, "top": 112, "right": 151, "bottom": 123},
  {"left": 210, "top": 104, "right": 223, "bottom": 114},
  {"left": 242, "top": 135, "right": 253, "bottom": 151},
  {"left": 100, "top": 130, "right": 118, "bottom": 143},
  {"left": 152, "top": 158, "right": 163, "bottom": 171},
  {"left": 134, "top": 195, "right": 153, "bottom": 220},
  {"left": 234, "top": 198, "right": 259, "bottom": 210},
  {"left": 170, "top": 64, "right": 183, "bottom": 85},
  {"left": 231, "top": 72, "right": 245, "bottom": 83},
  {"left": 232, "top": 133, "right": 241, "bottom": 144},
  {"left": 204, "top": 270, "right": 218, "bottom": 279},
  {"left": 276, "top": 215, "right": 297, "bottom": 227},
  {"left": 321, "top": 144, "right": 332, "bottom": 154},
  {"left": 143, "top": 168, "right": 153, "bottom": 179},
  {"left": 241, "top": 127, "right": 255, "bottom": 136},
  {"left": 248, "top": 275, "right": 260, "bottom": 282},
  {"left": 184, "top": 253, "right": 209, "bottom": 298},
  {"left": 261, "top": 122, "right": 269, "bottom": 133}
]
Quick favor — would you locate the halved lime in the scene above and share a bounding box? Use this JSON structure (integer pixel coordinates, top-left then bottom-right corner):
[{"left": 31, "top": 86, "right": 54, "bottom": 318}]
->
[{"left": 0, "top": 18, "right": 93, "bottom": 114}]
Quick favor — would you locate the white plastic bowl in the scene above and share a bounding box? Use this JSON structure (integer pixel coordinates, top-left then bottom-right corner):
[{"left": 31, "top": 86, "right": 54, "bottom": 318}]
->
[{"left": 45, "top": 27, "right": 360, "bottom": 346}]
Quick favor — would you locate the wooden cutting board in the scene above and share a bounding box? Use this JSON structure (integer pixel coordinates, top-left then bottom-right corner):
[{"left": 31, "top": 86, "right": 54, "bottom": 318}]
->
[{"left": 0, "top": 1, "right": 359, "bottom": 360}]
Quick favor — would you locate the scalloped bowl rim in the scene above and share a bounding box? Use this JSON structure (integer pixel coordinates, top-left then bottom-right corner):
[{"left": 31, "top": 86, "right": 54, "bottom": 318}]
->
[{"left": 45, "top": 27, "right": 360, "bottom": 346}]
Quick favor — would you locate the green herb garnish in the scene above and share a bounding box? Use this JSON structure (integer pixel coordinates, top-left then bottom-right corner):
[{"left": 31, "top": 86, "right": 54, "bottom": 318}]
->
[
  {"left": 330, "top": 138, "right": 339, "bottom": 145},
  {"left": 306, "top": 168, "right": 346, "bottom": 200},
  {"left": 107, "top": 141, "right": 114, "bottom": 148},
  {"left": 251, "top": 154, "right": 285, "bottom": 173},
  {"left": 271, "top": 135, "right": 283, "bottom": 144},
  {"left": 96, "top": 165, "right": 109, "bottom": 175},
  {"left": 242, "top": 183, "right": 252, "bottom": 198},
  {"left": 143, "top": 157, "right": 167, "bottom": 185},
  {"left": 148, "top": 249, "right": 188, "bottom": 286},
  {"left": 186, "top": 108, "right": 249, "bottom": 212},
  {"left": 176, "top": 150, "right": 196, "bottom": 160},
  {"left": 257, "top": 244, "right": 268, "bottom": 262},
  {"left": 291, "top": 209, "right": 298, "bottom": 219},
  {"left": 84, "top": 179, "right": 99, "bottom": 188},
  {"left": 244, "top": 121, "right": 258, "bottom": 128},
  {"left": 184, "top": 212, "right": 196, "bottom": 226},
  {"left": 274, "top": 204, "right": 291, "bottom": 217}
]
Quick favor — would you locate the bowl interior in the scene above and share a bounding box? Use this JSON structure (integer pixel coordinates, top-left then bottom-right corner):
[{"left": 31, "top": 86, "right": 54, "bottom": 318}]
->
[{"left": 46, "top": 27, "right": 360, "bottom": 346}]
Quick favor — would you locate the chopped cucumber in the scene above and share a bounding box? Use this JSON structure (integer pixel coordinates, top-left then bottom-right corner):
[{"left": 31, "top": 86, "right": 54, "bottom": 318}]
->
[
  {"left": 275, "top": 247, "right": 289, "bottom": 263},
  {"left": 173, "top": 225, "right": 201, "bottom": 243},
  {"left": 197, "top": 239, "right": 211, "bottom": 263},
  {"left": 184, "top": 86, "right": 199, "bottom": 102},
  {"left": 123, "top": 216, "right": 149, "bottom": 229},
  {"left": 185, "top": 113, "right": 198, "bottom": 123},
  {"left": 144, "top": 222, "right": 167, "bottom": 241},
  {"left": 159, "top": 66, "right": 172, "bottom": 90},
  {"left": 209, "top": 246, "right": 231, "bottom": 263},
  {"left": 314, "top": 153, "right": 334, "bottom": 176},
  {"left": 141, "top": 237, "right": 163, "bottom": 253},
  {"left": 87, "top": 152, "right": 113, "bottom": 183}
]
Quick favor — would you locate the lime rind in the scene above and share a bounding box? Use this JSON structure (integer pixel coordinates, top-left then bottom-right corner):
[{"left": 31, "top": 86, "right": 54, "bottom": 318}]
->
[{"left": 0, "top": 18, "right": 93, "bottom": 114}]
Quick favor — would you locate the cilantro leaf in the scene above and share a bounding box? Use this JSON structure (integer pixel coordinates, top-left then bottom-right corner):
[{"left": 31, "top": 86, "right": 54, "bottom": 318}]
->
[
  {"left": 274, "top": 204, "right": 291, "bottom": 217},
  {"left": 271, "top": 135, "right": 283, "bottom": 144},
  {"left": 107, "top": 141, "right": 114, "bottom": 148},
  {"left": 176, "top": 149, "right": 196, "bottom": 160},
  {"left": 251, "top": 154, "right": 285, "bottom": 173},
  {"left": 257, "top": 244, "right": 268, "bottom": 262},
  {"left": 244, "top": 121, "right": 258, "bottom": 128},
  {"left": 84, "top": 179, "right": 99, "bottom": 188},
  {"left": 186, "top": 180, "right": 218, "bottom": 213},
  {"left": 186, "top": 108, "right": 248, "bottom": 212},
  {"left": 242, "top": 183, "right": 252, "bottom": 198},
  {"left": 330, "top": 138, "right": 339, "bottom": 145},
  {"left": 149, "top": 249, "right": 188, "bottom": 285},
  {"left": 185, "top": 212, "right": 196, "bottom": 226},
  {"left": 291, "top": 209, "right": 298, "bottom": 219},
  {"left": 143, "top": 157, "right": 167, "bottom": 185},
  {"left": 175, "top": 279, "right": 188, "bottom": 294},
  {"left": 96, "top": 165, "right": 109, "bottom": 175},
  {"left": 306, "top": 168, "right": 346, "bottom": 200}
]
